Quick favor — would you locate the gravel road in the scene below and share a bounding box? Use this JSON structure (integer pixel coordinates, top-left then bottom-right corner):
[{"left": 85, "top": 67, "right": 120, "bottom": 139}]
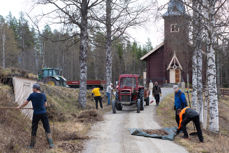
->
[{"left": 83, "top": 88, "right": 188, "bottom": 153}]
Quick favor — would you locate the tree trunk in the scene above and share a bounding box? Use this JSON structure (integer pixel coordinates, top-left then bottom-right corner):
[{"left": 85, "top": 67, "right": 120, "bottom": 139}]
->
[
  {"left": 203, "top": 0, "right": 219, "bottom": 132},
  {"left": 196, "top": 1, "right": 204, "bottom": 123},
  {"left": 207, "top": 44, "right": 219, "bottom": 132},
  {"left": 78, "top": 1, "right": 89, "bottom": 108},
  {"left": 203, "top": 86, "right": 208, "bottom": 129},
  {"left": 192, "top": 0, "right": 200, "bottom": 113},
  {"left": 192, "top": 48, "right": 198, "bottom": 110},
  {"left": 197, "top": 48, "right": 203, "bottom": 122},
  {"left": 93, "top": 55, "right": 98, "bottom": 80},
  {"left": 105, "top": 0, "right": 112, "bottom": 88},
  {"left": 207, "top": 45, "right": 219, "bottom": 132},
  {"left": 2, "top": 29, "right": 6, "bottom": 69}
]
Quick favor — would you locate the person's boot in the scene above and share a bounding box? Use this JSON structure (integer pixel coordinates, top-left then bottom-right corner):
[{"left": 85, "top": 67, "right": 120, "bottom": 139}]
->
[
  {"left": 28, "top": 136, "right": 36, "bottom": 149},
  {"left": 182, "top": 134, "right": 189, "bottom": 139},
  {"left": 199, "top": 135, "right": 204, "bottom": 143},
  {"left": 45, "top": 133, "right": 54, "bottom": 148}
]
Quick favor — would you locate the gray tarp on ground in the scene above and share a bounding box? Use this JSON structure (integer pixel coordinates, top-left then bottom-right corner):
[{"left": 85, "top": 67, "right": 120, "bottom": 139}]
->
[{"left": 129, "top": 127, "right": 177, "bottom": 141}]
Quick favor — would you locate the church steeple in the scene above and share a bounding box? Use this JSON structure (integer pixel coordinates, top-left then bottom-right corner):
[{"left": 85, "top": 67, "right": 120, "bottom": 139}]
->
[
  {"left": 162, "top": 0, "right": 190, "bottom": 84},
  {"left": 163, "top": 0, "right": 186, "bottom": 17}
]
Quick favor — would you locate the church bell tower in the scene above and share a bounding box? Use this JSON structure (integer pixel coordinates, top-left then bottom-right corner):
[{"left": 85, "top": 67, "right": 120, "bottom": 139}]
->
[{"left": 163, "top": 0, "right": 191, "bottom": 83}]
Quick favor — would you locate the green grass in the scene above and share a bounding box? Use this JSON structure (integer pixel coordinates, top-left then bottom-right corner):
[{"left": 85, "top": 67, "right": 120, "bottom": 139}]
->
[
  {"left": 156, "top": 93, "right": 177, "bottom": 127},
  {"left": 156, "top": 94, "right": 229, "bottom": 153}
]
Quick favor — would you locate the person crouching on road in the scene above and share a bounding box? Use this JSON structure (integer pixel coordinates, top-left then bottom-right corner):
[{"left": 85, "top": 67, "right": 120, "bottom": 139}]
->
[
  {"left": 92, "top": 87, "right": 103, "bottom": 109},
  {"left": 153, "top": 82, "right": 161, "bottom": 106},
  {"left": 173, "top": 85, "right": 188, "bottom": 126},
  {"left": 176, "top": 107, "right": 204, "bottom": 142},
  {"left": 106, "top": 83, "right": 113, "bottom": 105},
  {"left": 17, "top": 84, "right": 54, "bottom": 149}
]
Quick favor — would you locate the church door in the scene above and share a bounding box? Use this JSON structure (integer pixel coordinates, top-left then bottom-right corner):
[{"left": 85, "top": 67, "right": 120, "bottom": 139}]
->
[
  {"left": 169, "top": 69, "right": 175, "bottom": 83},
  {"left": 175, "top": 69, "right": 180, "bottom": 83},
  {"left": 169, "top": 69, "right": 181, "bottom": 83}
]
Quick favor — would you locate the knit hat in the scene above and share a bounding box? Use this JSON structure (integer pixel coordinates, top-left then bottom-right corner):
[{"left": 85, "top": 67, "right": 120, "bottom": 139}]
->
[
  {"left": 173, "top": 85, "right": 178, "bottom": 90},
  {"left": 33, "top": 83, "right": 41, "bottom": 90}
]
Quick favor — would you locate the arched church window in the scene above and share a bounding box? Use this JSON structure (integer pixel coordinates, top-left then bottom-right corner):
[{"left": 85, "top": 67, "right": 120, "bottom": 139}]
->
[{"left": 170, "top": 24, "right": 179, "bottom": 32}]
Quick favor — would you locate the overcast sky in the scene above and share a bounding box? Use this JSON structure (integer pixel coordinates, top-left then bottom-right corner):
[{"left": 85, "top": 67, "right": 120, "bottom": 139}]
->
[{"left": 0, "top": 0, "right": 169, "bottom": 47}]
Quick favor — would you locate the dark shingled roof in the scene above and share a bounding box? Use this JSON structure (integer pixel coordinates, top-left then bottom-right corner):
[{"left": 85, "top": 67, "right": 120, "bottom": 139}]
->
[{"left": 163, "top": 0, "right": 186, "bottom": 17}]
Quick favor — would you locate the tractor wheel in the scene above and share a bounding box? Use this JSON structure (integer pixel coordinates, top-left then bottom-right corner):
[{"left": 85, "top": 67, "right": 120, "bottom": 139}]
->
[
  {"left": 140, "top": 97, "right": 144, "bottom": 111},
  {"left": 146, "top": 97, "right": 149, "bottom": 106},
  {"left": 112, "top": 100, "right": 116, "bottom": 114},
  {"left": 140, "top": 89, "right": 144, "bottom": 110},
  {"left": 46, "top": 78, "right": 56, "bottom": 86},
  {"left": 116, "top": 103, "right": 122, "bottom": 111},
  {"left": 137, "top": 99, "right": 140, "bottom": 113},
  {"left": 114, "top": 92, "right": 122, "bottom": 110}
]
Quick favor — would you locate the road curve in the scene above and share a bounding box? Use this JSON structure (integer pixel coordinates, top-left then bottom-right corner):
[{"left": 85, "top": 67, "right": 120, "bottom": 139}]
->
[{"left": 83, "top": 88, "right": 188, "bottom": 153}]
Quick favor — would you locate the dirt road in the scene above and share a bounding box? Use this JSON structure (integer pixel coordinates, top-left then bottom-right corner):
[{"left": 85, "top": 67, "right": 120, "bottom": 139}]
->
[{"left": 83, "top": 88, "right": 188, "bottom": 153}]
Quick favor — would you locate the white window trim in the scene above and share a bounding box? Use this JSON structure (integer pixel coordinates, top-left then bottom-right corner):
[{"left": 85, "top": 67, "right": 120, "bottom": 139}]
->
[{"left": 170, "top": 24, "right": 179, "bottom": 33}]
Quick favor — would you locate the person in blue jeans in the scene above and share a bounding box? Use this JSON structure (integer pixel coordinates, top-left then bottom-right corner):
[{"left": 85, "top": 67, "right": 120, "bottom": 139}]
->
[
  {"left": 106, "top": 83, "right": 113, "bottom": 105},
  {"left": 17, "top": 84, "right": 54, "bottom": 149}
]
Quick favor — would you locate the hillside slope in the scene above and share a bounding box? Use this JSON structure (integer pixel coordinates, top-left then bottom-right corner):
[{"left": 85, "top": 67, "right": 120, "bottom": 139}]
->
[{"left": 0, "top": 68, "right": 104, "bottom": 153}]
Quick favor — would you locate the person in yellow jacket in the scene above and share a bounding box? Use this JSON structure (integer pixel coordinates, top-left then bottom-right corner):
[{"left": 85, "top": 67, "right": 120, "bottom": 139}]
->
[
  {"left": 92, "top": 87, "right": 103, "bottom": 109},
  {"left": 176, "top": 107, "right": 204, "bottom": 142}
]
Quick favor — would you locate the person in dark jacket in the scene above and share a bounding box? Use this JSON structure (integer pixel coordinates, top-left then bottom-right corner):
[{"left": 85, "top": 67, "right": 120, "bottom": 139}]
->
[
  {"left": 176, "top": 107, "right": 204, "bottom": 142},
  {"left": 153, "top": 82, "right": 161, "bottom": 106},
  {"left": 173, "top": 85, "right": 188, "bottom": 126},
  {"left": 17, "top": 84, "right": 54, "bottom": 149}
]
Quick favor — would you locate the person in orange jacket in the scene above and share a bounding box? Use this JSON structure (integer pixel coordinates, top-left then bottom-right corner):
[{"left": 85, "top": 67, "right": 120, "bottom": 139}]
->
[{"left": 176, "top": 107, "right": 204, "bottom": 142}]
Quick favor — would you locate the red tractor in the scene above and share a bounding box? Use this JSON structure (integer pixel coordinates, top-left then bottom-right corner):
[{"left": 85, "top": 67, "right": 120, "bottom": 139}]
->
[{"left": 112, "top": 74, "right": 149, "bottom": 113}]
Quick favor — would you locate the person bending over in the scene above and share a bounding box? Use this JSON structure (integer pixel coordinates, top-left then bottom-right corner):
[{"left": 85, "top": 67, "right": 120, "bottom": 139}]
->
[{"left": 176, "top": 107, "right": 204, "bottom": 142}]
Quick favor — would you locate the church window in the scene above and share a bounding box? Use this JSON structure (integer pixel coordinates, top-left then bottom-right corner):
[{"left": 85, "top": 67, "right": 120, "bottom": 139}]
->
[{"left": 170, "top": 24, "right": 179, "bottom": 32}]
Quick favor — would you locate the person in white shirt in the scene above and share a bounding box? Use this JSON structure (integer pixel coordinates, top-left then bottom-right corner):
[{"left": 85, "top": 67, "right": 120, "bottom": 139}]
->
[
  {"left": 106, "top": 83, "right": 113, "bottom": 105},
  {"left": 149, "top": 80, "right": 153, "bottom": 96}
]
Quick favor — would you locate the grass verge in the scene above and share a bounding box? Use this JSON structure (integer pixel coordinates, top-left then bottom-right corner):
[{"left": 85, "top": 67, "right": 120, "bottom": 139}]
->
[
  {"left": 0, "top": 67, "right": 111, "bottom": 153},
  {"left": 156, "top": 93, "right": 229, "bottom": 153},
  {"left": 0, "top": 83, "right": 109, "bottom": 153}
]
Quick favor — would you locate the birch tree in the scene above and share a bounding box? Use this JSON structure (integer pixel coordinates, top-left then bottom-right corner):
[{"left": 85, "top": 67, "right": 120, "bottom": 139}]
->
[
  {"left": 192, "top": 0, "right": 204, "bottom": 123},
  {"left": 181, "top": 0, "right": 229, "bottom": 132},
  {"left": 36, "top": 0, "right": 103, "bottom": 108},
  {"left": 93, "top": 0, "right": 154, "bottom": 87},
  {"left": 105, "top": 0, "right": 112, "bottom": 87},
  {"left": 202, "top": 0, "right": 219, "bottom": 132},
  {"left": 201, "top": 0, "right": 229, "bottom": 132},
  {"left": 195, "top": 0, "right": 228, "bottom": 131}
]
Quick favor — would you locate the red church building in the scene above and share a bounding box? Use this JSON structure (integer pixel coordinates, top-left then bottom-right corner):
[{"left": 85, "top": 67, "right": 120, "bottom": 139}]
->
[{"left": 141, "top": 0, "right": 193, "bottom": 85}]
